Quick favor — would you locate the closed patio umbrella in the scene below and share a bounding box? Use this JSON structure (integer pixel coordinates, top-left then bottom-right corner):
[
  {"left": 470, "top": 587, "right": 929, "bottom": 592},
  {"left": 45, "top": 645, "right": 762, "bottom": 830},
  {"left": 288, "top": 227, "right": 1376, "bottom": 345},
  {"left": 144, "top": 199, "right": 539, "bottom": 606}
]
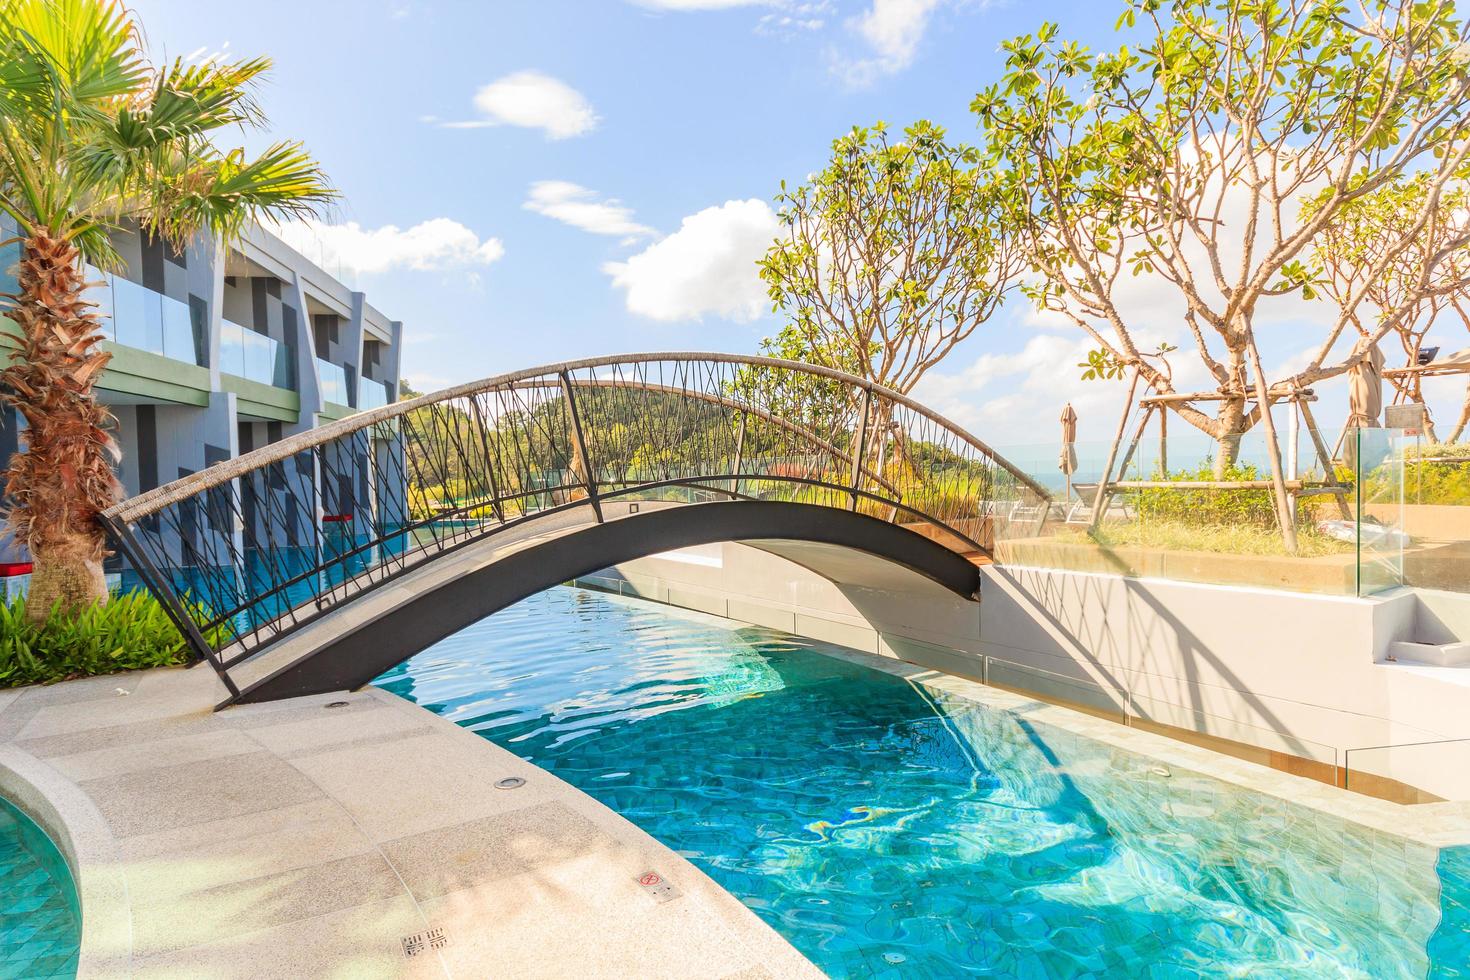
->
[
  {"left": 1346, "top": 339, "right": 1385, "bottom": 469},
  {"left": 1059, "top": 403, "right": 1078, "bottom": 500}
]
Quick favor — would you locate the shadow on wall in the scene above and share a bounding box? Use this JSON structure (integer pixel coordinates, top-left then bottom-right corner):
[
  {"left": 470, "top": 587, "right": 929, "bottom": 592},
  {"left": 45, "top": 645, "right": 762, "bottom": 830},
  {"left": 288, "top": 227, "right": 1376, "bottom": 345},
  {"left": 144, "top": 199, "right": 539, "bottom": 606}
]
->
[{"left": 983, "top": 565, "right": 1308, "bottom": 755}]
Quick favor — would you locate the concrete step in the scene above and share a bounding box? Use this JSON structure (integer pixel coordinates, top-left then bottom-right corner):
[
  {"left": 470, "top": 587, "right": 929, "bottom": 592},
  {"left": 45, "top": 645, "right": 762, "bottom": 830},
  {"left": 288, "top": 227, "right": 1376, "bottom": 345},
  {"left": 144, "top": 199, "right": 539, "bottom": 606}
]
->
[{"left": 1387, "top": 640, "right": 1470, "bottom": 668}]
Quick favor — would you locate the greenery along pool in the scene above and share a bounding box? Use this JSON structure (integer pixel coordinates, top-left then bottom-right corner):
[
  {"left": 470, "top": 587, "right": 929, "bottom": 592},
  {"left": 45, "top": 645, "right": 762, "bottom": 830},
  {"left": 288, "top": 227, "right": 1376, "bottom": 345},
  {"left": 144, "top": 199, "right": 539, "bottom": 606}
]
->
[
  {"left": 375, "top": 587, "right": 1470, "bottom": 978},
  {"left": 0, "top": 797, "right": 80, "bottom": 979}
]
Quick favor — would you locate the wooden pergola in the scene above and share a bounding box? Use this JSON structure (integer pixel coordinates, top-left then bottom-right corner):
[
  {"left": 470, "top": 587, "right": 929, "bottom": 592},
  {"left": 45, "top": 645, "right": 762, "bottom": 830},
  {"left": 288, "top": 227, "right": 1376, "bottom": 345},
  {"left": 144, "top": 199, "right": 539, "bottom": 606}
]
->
[{"left": 1087, "top": 377, "right": 1352, "bottom": 530}]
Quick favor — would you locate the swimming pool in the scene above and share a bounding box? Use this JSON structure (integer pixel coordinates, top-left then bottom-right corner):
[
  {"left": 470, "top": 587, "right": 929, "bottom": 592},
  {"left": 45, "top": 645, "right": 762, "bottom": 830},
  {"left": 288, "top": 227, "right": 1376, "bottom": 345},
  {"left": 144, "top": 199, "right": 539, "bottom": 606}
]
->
[
  {"left": 0, "top": 797, "right": 80, "bottom": 979},
  {"left": 375, "top": 587, "right": 1470, "bottom": 978}
]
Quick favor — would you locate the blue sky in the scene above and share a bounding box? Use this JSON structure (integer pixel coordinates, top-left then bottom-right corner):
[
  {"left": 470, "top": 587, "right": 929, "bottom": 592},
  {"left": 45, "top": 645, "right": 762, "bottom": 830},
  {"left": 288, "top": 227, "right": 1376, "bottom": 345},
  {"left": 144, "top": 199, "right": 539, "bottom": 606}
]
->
[{"left": 126, "top": 0, "right": 1467, "bottom": 459}]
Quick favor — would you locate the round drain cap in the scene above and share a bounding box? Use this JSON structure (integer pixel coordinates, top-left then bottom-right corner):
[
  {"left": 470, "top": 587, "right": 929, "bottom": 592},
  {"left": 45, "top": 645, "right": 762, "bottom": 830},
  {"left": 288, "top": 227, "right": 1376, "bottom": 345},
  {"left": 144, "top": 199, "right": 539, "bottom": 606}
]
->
[
  {"left": 325, "top": 701, "right": 350, "bottom": 709},
  {"left": 495, "top": 776, "right": 526, "bottom": 790}
]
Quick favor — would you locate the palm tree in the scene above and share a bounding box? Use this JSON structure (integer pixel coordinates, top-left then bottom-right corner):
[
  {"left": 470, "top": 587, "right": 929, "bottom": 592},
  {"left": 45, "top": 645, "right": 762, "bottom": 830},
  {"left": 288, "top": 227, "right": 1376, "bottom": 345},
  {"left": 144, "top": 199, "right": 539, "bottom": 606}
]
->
[{"left": 0, "top": 0, "right": 334, "bottom": 620}]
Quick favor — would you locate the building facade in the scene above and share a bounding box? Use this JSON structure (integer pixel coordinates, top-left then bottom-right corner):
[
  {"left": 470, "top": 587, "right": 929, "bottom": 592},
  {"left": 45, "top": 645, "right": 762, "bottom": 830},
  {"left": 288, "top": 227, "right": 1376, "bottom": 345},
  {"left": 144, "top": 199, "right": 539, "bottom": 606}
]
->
[{"left": 0, "top": 219, "right": 404, "bottom": 597}]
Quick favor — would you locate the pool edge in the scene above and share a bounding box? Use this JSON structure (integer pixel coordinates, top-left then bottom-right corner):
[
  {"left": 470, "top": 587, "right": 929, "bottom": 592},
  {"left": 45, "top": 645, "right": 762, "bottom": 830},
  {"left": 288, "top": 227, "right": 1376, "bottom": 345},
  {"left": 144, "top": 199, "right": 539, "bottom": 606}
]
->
[{"left": 0, "top": 744, "right": 134, "bottom": 980}]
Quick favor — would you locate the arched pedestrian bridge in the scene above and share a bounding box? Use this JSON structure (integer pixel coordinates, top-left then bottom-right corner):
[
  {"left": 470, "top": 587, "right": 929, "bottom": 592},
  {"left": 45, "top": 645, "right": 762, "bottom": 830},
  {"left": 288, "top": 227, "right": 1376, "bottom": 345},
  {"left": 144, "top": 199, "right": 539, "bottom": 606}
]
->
[{"left": 100, "top": 354, "right": 1051, "bottom": 706}]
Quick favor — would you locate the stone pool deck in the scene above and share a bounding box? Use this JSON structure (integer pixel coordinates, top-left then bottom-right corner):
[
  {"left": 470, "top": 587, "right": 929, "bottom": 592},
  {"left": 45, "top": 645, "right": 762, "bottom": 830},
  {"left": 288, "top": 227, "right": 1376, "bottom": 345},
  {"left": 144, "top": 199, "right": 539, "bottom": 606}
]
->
[{"left": 0, "top": 665, "right": 821, "bottom": 979}]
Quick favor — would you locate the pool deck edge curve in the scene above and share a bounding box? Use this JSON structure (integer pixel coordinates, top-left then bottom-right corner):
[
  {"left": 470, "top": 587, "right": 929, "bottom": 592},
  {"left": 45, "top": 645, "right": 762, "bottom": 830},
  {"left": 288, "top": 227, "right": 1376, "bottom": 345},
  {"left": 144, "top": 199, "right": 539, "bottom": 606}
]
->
[
  {"left": 0, "top": 743, "right": 134, "bottom": 979},
  {"left": 0, "top": 666, "right": 823, "bottom": 979}
]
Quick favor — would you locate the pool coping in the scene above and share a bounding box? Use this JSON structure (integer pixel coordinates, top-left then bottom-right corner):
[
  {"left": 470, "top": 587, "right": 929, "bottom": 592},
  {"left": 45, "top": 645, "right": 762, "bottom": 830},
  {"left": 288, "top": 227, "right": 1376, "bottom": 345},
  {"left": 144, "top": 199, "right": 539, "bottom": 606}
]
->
[
  {"left": 808, "top": 642, "right": 1470, "bottom": 850},
  {"left": 0, "top": 667, "right": 822, "bottom": 979},
  {"left": 0, "top": 743, "right": 133, "bottom": 979}
]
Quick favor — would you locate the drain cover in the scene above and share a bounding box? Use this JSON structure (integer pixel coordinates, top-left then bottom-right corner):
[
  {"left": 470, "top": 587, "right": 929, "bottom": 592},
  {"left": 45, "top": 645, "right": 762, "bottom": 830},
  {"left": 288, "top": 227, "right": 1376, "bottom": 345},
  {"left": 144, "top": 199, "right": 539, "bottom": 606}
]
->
[
  {"left": 495, "top": 776, "right": 526, "bottom": 790},
  {"left": 325, "top": 700, "right": 350, "bottom": 709},
  {"left": 401, "top": 928, "right": 448, "bottom": 957}
]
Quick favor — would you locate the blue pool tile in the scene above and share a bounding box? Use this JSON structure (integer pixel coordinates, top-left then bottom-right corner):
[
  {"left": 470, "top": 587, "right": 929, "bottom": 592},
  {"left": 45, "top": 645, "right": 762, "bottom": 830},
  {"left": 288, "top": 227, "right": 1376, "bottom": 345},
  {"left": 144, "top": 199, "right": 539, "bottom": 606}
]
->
[
  {"left": 0, "top": 799, "right": 78, "bottom": 980},
  {"left": 376, "top": 587, "right": 1469, "bottom": 979}
]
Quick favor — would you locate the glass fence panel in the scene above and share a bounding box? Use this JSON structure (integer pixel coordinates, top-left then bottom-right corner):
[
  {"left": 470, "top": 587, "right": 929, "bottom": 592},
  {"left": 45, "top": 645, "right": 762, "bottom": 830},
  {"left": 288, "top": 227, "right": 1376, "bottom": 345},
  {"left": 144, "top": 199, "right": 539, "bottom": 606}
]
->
[
  {"left": 358, "top": 378, "right": 391, "bottom": 411},
  {"left": 110, "top": 275, "right": 158, "bottom": 353},
  {"left": 1354, "top": 427, "right": 1407, "bottom": 596},
  {"left": 272, "top": 340, "right": 294, "bottom": 389},
  {"left": 1126, "top": 691, "right": 1339, "bottom": 771},
  {"left": 980, "top": 655, "right": 1340, "bottom": 785},
  {"left": 243, "top": 328, "right": 275, "bottom": 383},
  {"left": 991, "top": 422, "right": 1366, "bottom": 596},
  {"left": 1396, "top": 434, "right": 1470, "bottom": 595},
  {"left": 220, "top": 319, "right": 292, "bottom": 388},
  {"left": 318, "top": 358, "right": 350, "bottom": 405},
  {"left": 219, "top": 320, "right": 247, "bottom": 378},
  {"left": 159, "top": 292, "right": 199, "bottom": 365},
  {"left": 1343, "top": 738, "right": 1470, "bottom": 804},
  {"left": 81, "top": 264, "right": 114, "bottom": 341},
  {"left": 82, "top": 272, "right": 201, "bottom": 366}
]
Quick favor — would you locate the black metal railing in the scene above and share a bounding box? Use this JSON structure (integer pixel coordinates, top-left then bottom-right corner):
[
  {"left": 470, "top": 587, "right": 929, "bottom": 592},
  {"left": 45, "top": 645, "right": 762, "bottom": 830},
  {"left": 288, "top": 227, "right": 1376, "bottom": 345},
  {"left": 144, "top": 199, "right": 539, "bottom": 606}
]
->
[{"left": 99, "top": 353, "right": 1051, "bottom": 696}]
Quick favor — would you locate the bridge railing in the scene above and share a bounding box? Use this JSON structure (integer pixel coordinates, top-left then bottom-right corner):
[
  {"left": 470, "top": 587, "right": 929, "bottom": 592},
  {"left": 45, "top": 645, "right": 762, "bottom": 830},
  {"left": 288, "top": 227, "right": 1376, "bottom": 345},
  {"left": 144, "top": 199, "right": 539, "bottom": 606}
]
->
[{"left": 98, "top": 354, "right": 1051, "bottom": 694}]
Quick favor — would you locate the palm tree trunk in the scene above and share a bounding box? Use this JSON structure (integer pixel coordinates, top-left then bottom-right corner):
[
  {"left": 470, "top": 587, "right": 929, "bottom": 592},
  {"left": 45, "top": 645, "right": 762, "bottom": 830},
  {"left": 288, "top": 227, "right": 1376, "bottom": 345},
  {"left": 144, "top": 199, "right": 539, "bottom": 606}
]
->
[{"left": 0, "top": 228, "right": 120, "bottom": 622}]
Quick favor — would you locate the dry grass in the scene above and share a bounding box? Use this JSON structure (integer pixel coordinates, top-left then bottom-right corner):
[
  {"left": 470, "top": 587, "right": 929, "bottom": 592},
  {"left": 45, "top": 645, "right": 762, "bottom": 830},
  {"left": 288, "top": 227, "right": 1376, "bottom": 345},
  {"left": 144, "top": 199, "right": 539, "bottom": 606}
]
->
[{"left": 1047, "top": 521, "right": 1355, "bottom": 558}]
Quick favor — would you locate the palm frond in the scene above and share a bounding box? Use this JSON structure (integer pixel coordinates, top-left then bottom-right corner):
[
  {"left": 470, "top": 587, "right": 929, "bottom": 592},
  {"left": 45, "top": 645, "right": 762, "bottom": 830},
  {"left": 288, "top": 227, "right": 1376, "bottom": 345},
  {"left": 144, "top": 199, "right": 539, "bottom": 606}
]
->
[
  {"left": 0, "top": 0, "right": 333, "bottom": 251},
  {"left": 0, "top": 0, "right": 144, "bottom": 117},
  {"left": 141, "top": 141, "right": 336, "bottom": 244}
]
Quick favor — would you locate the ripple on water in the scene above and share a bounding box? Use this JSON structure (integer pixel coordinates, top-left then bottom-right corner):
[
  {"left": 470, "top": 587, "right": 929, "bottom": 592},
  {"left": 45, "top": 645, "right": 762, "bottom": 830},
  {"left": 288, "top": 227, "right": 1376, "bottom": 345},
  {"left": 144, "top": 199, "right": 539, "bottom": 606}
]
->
[{"left": 374, "top": 587, "right": 1470, "bottom": 979}]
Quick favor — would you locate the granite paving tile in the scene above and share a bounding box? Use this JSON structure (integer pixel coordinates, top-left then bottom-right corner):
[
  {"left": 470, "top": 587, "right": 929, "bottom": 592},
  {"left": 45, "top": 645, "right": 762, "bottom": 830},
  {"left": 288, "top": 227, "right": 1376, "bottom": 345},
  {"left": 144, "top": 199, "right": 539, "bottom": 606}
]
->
[
  {"left": 77, "top": 750, "right": 323, "bottom": 838},
  {"left": 380, "top": 801, "right": 613, "bottom": 901},
  {"left": 130, "top": 852, "right": 406, "bottom": 956}
]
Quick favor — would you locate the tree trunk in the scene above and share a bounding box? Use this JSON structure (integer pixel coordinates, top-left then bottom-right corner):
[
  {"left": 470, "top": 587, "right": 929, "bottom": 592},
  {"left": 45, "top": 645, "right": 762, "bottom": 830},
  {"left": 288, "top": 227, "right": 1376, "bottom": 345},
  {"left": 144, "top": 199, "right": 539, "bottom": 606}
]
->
[
  {"left": 1212, "top": 348, "right": 1249, "bottom": 478},
  {"left": 0, "top": 229, "right": 121, "bottom": 623},
  {"left": 1214, "top": 426, "right": 1244, "bottom": 476},
  {"left": 1448, "top": 381, "right": 1470, "bottom": 444},
  {"left": 25, "top": 543, "right": 108, "bottom": 617},
  {"left": 1244, "top": 336, "right": 1299, "bottom": 554}
]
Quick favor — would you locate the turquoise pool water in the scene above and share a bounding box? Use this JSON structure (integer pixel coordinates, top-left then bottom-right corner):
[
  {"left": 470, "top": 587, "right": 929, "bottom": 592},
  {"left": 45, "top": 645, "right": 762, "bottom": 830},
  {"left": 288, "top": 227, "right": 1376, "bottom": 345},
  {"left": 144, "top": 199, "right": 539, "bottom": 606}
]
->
[
  {"left": 0, "top": 798, "right": 79, "bottom": 979},
  {"left": 375, "top": 587, "right": 1470, "bottom": 978}
]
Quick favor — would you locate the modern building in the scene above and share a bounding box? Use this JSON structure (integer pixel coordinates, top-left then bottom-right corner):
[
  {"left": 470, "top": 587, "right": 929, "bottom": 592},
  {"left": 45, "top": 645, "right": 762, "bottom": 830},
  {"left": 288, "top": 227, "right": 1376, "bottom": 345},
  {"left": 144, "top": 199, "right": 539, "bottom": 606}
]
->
[{"left": 0, "top": 218, "right": 404, "bottom": 596}]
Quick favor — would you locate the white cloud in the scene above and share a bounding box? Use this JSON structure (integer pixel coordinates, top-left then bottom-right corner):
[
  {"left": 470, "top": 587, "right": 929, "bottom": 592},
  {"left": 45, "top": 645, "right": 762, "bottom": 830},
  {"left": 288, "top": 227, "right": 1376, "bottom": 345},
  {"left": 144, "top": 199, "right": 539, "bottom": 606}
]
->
[
  {"left": 634, "top": 0, "right": 830, "bottom": 33},
  {"left": 916, "top": 325, "right": 1211, "bottom": 448},
  {"left": 523, "top": 181, "right": 655, "bottom": 240},
  {"left": 832, "top": 0, "right": 945, "bottom": 85},
  {"left": 603, "top": 199, "right": 781, "bottom": 322},
  {"left": 630, "top": 0, "right": 771, "bottom": 7},
  {"left": 274, "top": 218, "right": 505, "bottom": 277},
  {"left": 439, "top": 71, "right": 598, "bottom": 140},
  {"left": 403, "top": 370, "right": 454, "bottom": 392},
  {"left": 854, "top": 0, "right": 941, "bottom": 65}
]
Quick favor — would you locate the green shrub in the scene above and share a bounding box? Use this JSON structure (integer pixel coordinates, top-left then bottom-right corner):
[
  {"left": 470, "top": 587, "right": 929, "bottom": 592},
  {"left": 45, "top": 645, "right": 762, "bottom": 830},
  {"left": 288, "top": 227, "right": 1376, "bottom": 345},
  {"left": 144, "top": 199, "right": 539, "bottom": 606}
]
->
[
  {"left": 0, "top": 591, "right": 230, "bottom": 689},
  {"left": 1360, "top": 443, "right": 1470, "bottom": 506},
  {"left": 1128, "top": 461, "right": 1286, "bottom": 528}
]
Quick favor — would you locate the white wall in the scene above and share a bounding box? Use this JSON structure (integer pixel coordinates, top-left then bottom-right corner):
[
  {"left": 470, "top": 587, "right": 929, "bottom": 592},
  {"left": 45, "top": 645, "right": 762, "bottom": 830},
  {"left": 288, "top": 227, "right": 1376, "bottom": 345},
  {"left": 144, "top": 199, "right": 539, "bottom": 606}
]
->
[{"left": 594, "top": 546, "right": 1470, "bottom": 800}]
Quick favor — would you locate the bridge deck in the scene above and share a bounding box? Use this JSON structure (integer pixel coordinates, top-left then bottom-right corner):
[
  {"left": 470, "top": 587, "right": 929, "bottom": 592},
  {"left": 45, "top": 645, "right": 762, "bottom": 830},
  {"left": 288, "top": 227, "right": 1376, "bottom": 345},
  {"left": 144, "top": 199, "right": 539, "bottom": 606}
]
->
[
  {"left": 224, "top": 500, "right": 982, "bottom": 706},
  {"left": 228, "top": 505, "right": 605, "bottom": 697}
]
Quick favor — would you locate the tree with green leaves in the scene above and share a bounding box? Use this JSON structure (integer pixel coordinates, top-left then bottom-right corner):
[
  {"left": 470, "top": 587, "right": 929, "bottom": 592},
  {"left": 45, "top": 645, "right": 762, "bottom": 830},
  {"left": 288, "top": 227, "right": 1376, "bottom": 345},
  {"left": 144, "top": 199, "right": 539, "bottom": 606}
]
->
[
  {"left": 973, "top": 0, "right": 1470, "bottom": 549},
  {"left": 0, "top": 0, "right": 334, "bottom": 619},
  {"left": 1304, "top": 175, "right": 1470, "bottom": 443},
  {"left": 759, "top": 121, "right": 1024, "bottom": 397}
]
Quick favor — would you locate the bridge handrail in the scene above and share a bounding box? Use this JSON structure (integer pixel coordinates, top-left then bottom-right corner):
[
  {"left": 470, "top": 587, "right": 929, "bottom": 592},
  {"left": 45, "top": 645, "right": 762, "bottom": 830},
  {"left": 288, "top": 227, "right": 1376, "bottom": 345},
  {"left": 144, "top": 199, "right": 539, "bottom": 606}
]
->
[{"left": 103, "top": 352, "right": 1049, "bottom": 524}]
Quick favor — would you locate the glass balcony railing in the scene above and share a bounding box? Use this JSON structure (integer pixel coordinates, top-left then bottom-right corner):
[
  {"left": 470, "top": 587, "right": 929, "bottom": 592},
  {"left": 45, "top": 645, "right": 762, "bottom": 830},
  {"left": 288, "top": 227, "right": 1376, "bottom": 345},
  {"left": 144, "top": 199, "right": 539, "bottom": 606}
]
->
[
  {"left": 83, "top": 265, "right": 202, "bottom": 366},
  {"left": 358, "top": 378, "right": 392, "bottom": 411},
  {"left": 220, "top": 319, "right": 294, "bottom": 389},
  {"left": 317, "top": 358, "right": 350, "bottom": 405}
]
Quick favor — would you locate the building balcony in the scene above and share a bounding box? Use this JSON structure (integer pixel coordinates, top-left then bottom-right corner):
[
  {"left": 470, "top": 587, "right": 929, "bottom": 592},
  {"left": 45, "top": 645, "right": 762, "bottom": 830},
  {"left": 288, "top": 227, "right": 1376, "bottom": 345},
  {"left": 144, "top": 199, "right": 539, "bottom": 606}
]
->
[
  {"left": 85, "top": 266, "right": 202, "bottom": 366},
  {"left": 317, "top": 358, "right": 350, "bottom": 406},
  {"left": 221, "top": 319, "right": 294, "bottom": 389},
  {"left": 358, "top": 378, "right": 393, "bottom": 411}
]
